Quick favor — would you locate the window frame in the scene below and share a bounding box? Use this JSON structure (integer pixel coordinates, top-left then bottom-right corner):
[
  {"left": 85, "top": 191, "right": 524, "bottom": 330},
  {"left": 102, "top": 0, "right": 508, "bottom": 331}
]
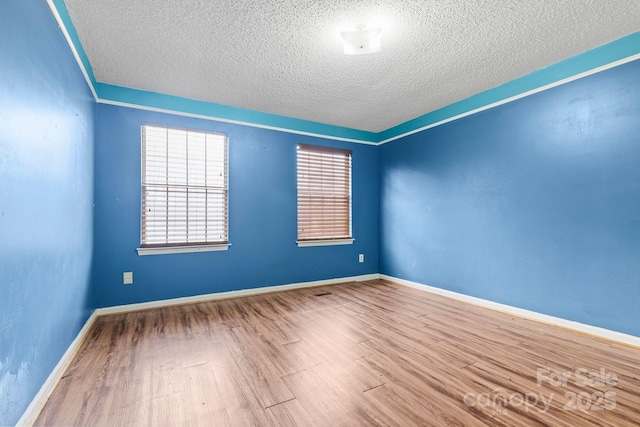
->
[
  {"left": 296, "top": 143, "right": 354, "bottom": 247},
  {"left": 136, "top": 124, "right": 230, "bottom": 256}
]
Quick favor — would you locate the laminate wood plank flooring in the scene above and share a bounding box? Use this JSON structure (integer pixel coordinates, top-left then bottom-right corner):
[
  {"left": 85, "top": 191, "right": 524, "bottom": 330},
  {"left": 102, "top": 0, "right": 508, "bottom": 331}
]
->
[{"left": 35, "top": 279, "right": 640, "bottom": 426}]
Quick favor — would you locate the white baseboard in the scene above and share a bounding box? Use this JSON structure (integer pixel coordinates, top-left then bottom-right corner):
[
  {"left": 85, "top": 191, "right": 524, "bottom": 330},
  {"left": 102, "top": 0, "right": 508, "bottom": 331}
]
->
[
  {"left": 22, "top": 272, "right": 637, "bottom": 425},
  {"left": 96, "top": 273, "right": 380, "bottom": 315},
  {"left": 380, "top": 274, "right": 640, "bottom": 349},
  {"left": 18, "top": 273, "right": 378, "bottom": 425},
  {"left": 16, "top": 311, "right": 98, "bottom": 427}
]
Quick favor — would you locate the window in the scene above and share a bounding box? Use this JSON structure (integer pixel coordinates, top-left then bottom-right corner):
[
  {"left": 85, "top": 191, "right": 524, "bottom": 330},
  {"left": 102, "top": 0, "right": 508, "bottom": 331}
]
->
[
  {"left": 297, "top": 144, "right": 353, "bottom": 246},
  {"left": 138, "top": 125, "right": 228, "bottom": 255}
]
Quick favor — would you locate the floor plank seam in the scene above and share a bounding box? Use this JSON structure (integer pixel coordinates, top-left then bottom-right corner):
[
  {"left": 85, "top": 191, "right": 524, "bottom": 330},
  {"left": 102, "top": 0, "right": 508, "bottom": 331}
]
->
[
  {"left": 363, "top": 383, "right": 386, "bottom": 393},
  {"left": 264, "top": 397, "right": 297, "bottom": 410},
  {"left": 35, "top": 279, "right": 640, "bottom": 427}
]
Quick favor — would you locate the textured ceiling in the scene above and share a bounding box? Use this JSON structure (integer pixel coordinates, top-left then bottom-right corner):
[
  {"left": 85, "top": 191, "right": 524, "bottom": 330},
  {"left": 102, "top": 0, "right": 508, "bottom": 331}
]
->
[{"left": 63, "top": 0, "right": 640, "bottom": 133}]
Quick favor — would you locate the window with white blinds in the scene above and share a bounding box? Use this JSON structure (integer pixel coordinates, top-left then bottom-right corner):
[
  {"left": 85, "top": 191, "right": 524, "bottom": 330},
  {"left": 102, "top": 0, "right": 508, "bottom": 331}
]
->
[
  {"left": 297, "top": 144, "right": 352, "bottom": 244},
  {"left": 141, "top": 125, "right": 228, "bottom": 248}
]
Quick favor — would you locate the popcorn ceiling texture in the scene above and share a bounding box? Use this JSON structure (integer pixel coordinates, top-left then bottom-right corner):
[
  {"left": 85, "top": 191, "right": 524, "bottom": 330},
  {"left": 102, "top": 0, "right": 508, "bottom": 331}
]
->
[{"left": 64, "top": 0, "right": 640, "bottom": 132}]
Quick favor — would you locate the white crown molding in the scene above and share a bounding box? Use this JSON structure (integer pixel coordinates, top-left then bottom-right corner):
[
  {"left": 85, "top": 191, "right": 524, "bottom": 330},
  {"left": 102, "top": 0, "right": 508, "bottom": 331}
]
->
[
  {"left": 98, "top": 99, "right": 380, "bottom": 145},
  {"left": 45, "top": 0, "right": 640, "bottom": 146},
  {"left": 45, "top": 0, "right": 98, "bottom": 101},
  {"left": 377, "top": 53, "right": 640, "bottom": 145}
]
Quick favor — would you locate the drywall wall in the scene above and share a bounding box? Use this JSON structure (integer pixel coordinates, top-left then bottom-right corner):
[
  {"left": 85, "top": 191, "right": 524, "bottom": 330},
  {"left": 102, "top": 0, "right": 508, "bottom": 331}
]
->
[
  {"left": 93, "top": 104, "right": 379, "bottom": 307},
  {"left": 380, "top": 58, "right": 640, "bottom": 336},
  {"left": 0, "top": 1, "right": 95, "bottom": 424}
]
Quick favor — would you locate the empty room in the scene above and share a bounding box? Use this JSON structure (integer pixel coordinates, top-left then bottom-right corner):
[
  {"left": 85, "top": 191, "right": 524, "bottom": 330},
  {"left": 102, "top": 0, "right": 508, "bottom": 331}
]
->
[{"left": 2, "top": 0, "right": 640, "bottom": 426}]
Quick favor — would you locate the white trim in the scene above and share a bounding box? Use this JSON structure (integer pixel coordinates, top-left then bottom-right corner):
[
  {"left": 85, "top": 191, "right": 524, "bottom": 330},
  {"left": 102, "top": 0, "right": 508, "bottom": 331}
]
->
[
  {"left": 380, "top": 274, "right": 640, "bottom": 349},
  {"left": 46, "top": 0, "right": 640, "bottom": 147},
  {"left": 45, "top": 0, "right": 98, "bottom": 101},
  {"left": 297, "top": 239, "right": 354, "bottom": 247},
  {"left": 16, "top": 311, "right": 99, "bottom": 427},
  {"left": 96, "top": 273, "right": 380, "bottom": 315},
  {"left": 44, "top": 2, "right": 375, "bottom": 145},
  {"left": 17, "top": 273, "right": 378, "bottom": 424},
  {"left": 378, "top": 53, "right": 640, "bottom": 145},
  {"left": 18, "top": 272, "right": 640, "bottom": 424},
  {"left": 100, "top": 51, "right": 640, "bottom": 147},
  {"left": 137, "top": 244, "right": 229, "bottom": 256},
  {"left": 98, "top": 99, "right": 379, "bottom": 145}
]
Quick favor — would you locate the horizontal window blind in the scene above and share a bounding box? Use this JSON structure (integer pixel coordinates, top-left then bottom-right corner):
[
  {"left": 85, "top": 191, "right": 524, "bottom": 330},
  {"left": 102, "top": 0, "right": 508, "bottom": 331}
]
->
[
  {"left": 297, "top": 144, "right": 352, "bottom": 241},
  {"left": 141, "top": 125, "right": 228, "bottom": 247}
]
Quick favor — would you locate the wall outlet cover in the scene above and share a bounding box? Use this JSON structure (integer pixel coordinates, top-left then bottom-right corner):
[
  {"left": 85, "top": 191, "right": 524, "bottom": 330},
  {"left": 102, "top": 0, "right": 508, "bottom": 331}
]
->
[{"left": 123, "top": 272, "right": 133, "bottom": 285}]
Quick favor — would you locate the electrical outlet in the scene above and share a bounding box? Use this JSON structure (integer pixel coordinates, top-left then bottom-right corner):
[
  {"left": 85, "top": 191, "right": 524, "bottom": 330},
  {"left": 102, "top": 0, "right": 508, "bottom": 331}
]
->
[
  {"left": 358, "top": 254, "right": 364, "bottom": 263},
  {"left": 123, "top": 272, "right": 133, "bottom": 285}
]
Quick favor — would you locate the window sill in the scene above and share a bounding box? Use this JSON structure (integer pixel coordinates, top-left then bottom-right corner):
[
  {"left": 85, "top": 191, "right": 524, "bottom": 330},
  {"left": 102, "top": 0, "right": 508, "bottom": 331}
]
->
[
  {"left": 297, "top": 239, "right": 354, "bottom": 247},
  {"left": 137, "top": 244, "right": 230, "bottom": 256}
]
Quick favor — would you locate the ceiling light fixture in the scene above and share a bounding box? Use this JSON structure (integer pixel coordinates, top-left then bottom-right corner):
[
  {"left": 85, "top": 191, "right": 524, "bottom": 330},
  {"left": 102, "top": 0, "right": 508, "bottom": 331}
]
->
[{"left": 340, "top": 27, "right": 382, "bottom": 55}]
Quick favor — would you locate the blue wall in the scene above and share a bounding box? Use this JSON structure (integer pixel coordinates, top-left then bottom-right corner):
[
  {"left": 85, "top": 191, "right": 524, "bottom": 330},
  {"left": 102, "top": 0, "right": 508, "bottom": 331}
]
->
[
  {"left": 380, "top": 59, "right": 640, "bottom": 337},
  {"left": 93, "top": 105, "right": 379, "bottom": 307},
  {"left": 0, "top": 1, "right": 95, "bottom": 425},
  {"left": 3, "top": 2, "right": 640, "bottom": 423}
]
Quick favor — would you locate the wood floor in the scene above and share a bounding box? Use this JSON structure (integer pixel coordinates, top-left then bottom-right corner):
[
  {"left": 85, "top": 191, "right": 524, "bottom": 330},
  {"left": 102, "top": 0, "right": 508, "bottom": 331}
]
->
[{"left": 35, "top": 279, "right": 640, "bottom": 426}]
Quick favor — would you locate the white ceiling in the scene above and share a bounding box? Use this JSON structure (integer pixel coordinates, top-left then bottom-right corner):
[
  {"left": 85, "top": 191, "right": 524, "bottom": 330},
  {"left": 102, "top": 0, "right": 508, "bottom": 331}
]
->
[{"left": 64, "top": 0, "right": 640, "bottom": 133}]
